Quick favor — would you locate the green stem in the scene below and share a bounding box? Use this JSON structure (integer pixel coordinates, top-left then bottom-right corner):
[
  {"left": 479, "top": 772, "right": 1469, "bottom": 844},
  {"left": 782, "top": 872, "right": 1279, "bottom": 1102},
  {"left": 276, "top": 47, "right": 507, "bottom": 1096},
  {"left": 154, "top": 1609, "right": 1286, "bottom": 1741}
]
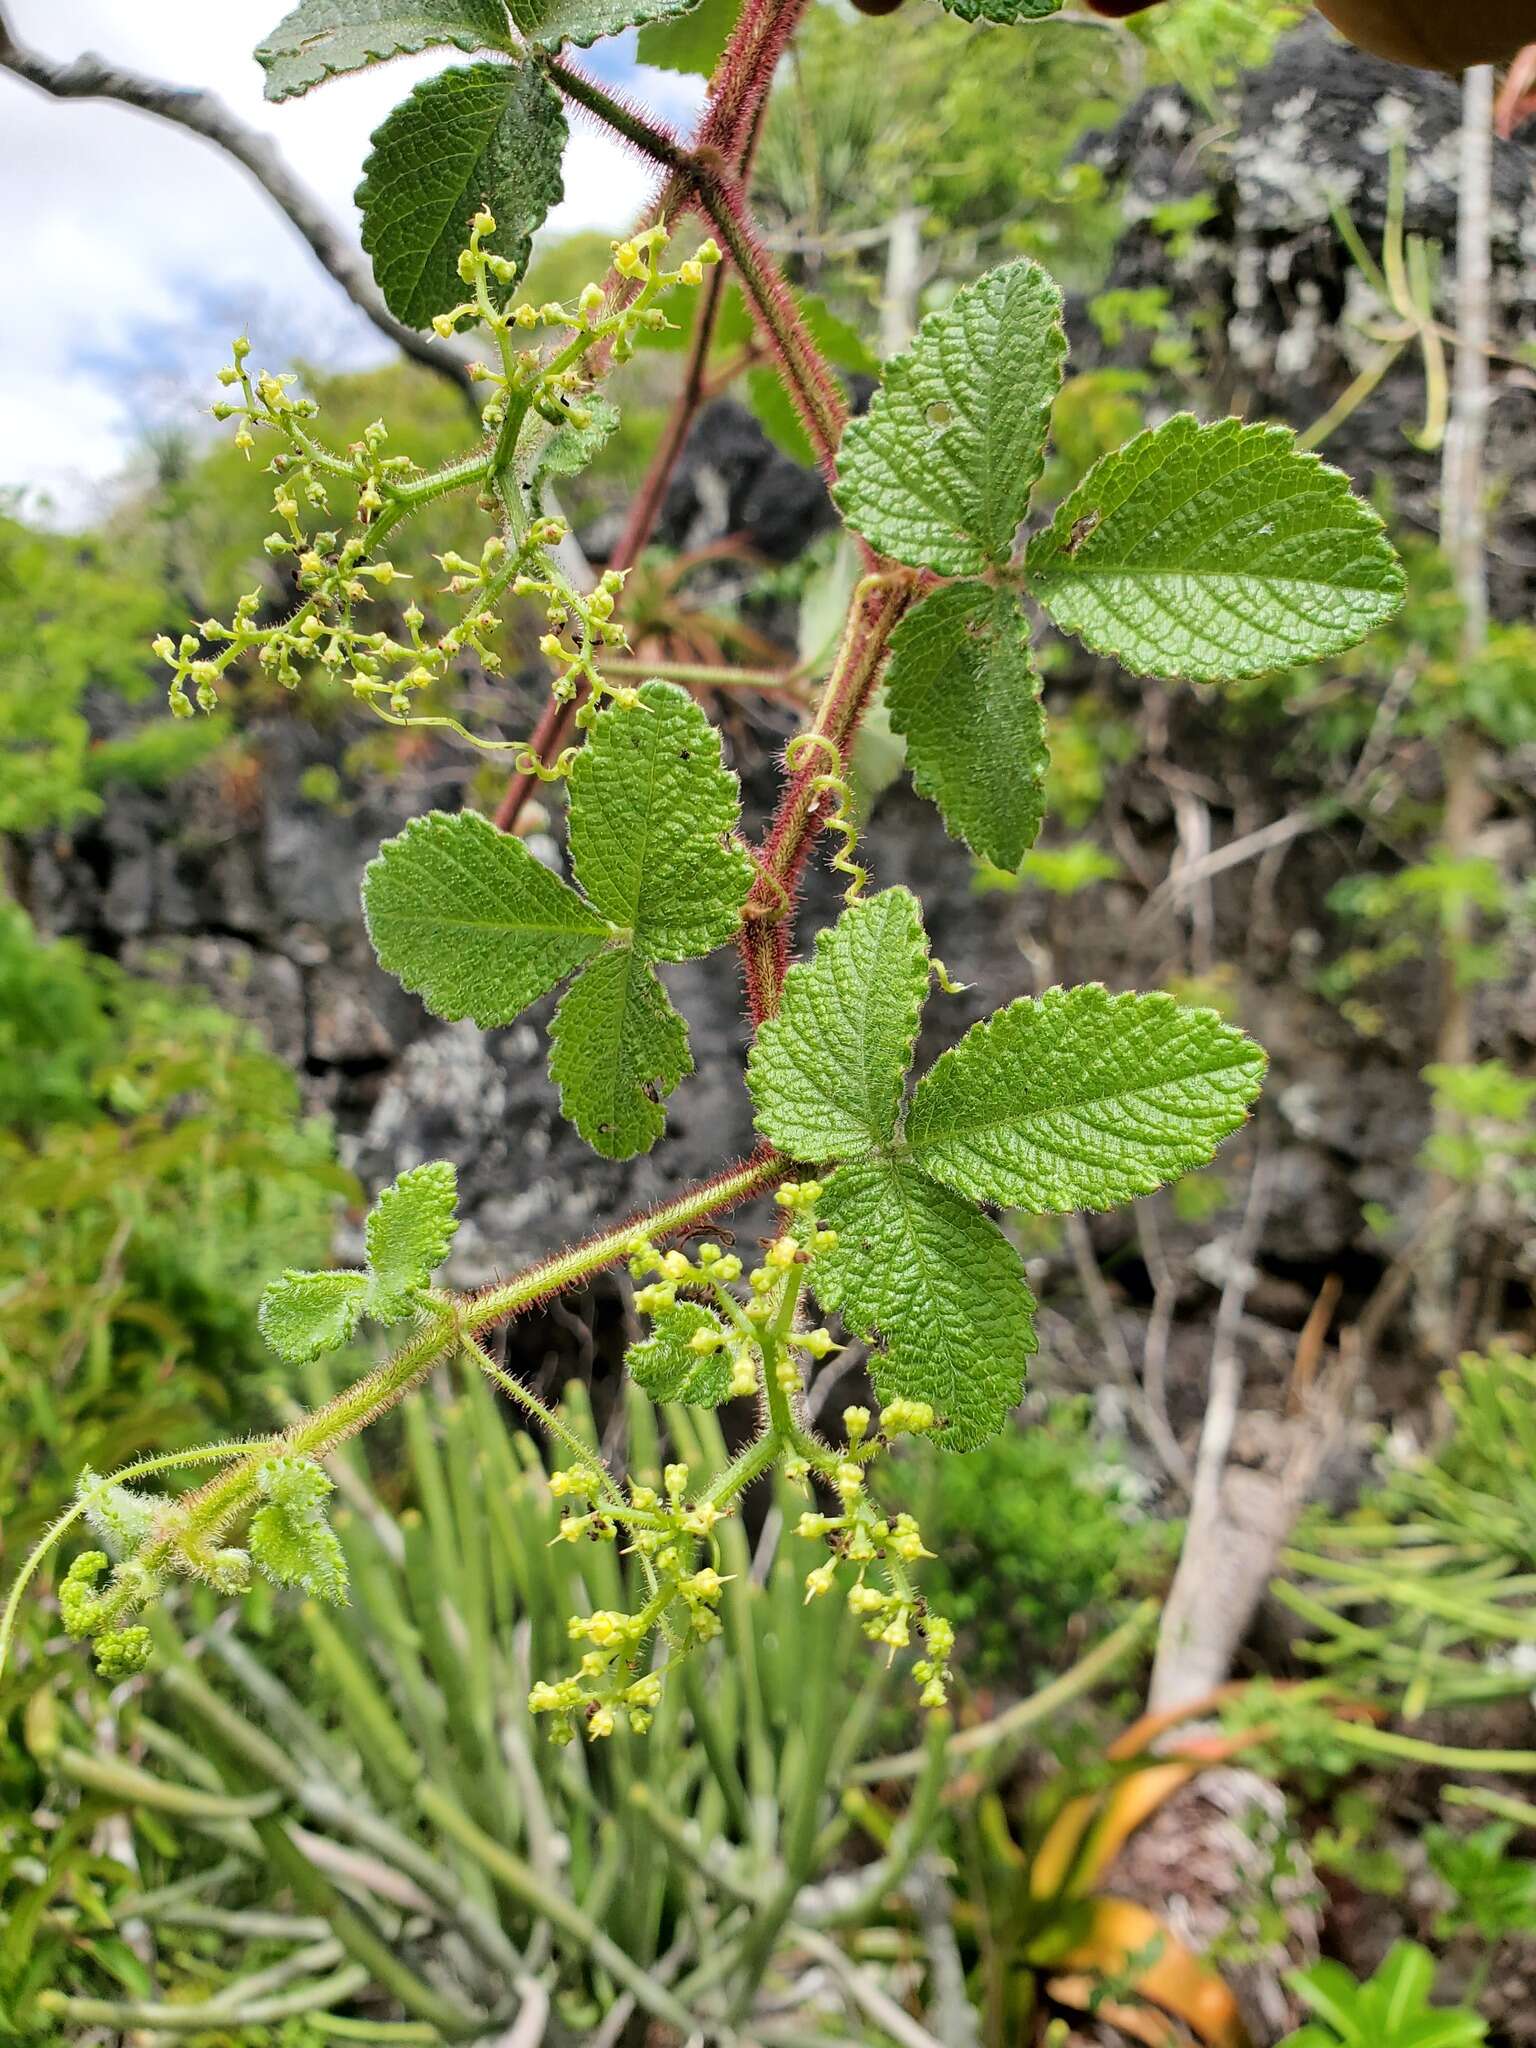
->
[
  {"left": 37, "top": 1969, "right": 371, "bottom": 2034},
  {"left": 0, "top": 1439, "right": 270, "bottom": 1683},
  {"left": 461, "top": 1333, "right": 628, "bottom": 1512},
  {"left": 56, "top": 1746, "right": 281, "bottom": 1821},
  {"left": 1333, "top": 1720, "right": 1536, "bottom": 1773},
  {"left": 1444, "top": 1785, "right": 1536, "bottom": 1827},
  {"left": 603, "top": 655, "right": 806, "bottom": 693},
  {"left": 701, "top": 1425, "right": 784, "bottom": 1511},
  {"left": 468, "top": 1146, "right": 786, "bottom": 1328}
]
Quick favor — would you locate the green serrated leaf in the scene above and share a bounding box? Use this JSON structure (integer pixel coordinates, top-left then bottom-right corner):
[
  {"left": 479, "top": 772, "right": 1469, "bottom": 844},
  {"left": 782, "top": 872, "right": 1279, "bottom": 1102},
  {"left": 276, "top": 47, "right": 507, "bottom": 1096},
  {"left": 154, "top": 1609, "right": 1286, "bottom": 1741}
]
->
[
  {"left": 510, "top": 0, "right": 702, "bottom": 47},
  {"left": 356, "top": 61, "right": 566, "bottom": 329},
  {"left": 815, "top": 1158, "right": 1036, "bottom": 1451},
  {"left": 256, "top": 0, "right": 513, "bottom": 102},
  {"left": 1025, "top": 414, "right": 1407, "bottom": 682},
  {"left": 636, "top": 0, "right": 734, "bottom": 73},
  {"left": 258, "top": 1270, "right": 369, "bottom": 1364},
  {"left": 365, "top": 1160, "right": 459, "bottom": 1315},
  {"left": 803, "top": 294, "right": 881, "bottom": 378},
  {"left": 568, "top": 681, "right": 753, "bottom": 960},
  {"left": 249, "top": 1457, "right": 347, "bottom": 1602},
  {"left": 626, "top": 1301, "right": 733, "bottom": 1406},
  {"left": 364, "top": 809, "right": 609, "bottom": 1026},
  {"left": 934, "top": 0, "right": 1061, "bottom": 19},
  {"left": 885, "top": 582, "right": 1048, "bottom": 871},
  {"left": 833, "top": 258, "right": 1066, "bottom": 576},
  {"left": 747, "top": 889, "right": 930, "bottom": 1161},
  {"left": 908, "top": 984, "right": 1266, "bottom": 1212},
  {"left": 746, "top": 365, "right": 817, "bottom": 469},
  {"left": 548, "top": 948, "right": 691, "bottom": 1159},
  {"left": 525, "top": 394, "right": 619, "bottom": 502}
]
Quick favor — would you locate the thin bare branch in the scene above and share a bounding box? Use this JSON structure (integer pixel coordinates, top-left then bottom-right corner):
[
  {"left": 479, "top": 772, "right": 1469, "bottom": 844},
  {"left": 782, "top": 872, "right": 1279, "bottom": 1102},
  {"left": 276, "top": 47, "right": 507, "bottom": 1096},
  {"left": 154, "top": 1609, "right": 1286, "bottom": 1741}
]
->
[{"left": 0, "top": 6, "right": 471, "bottom": 400}]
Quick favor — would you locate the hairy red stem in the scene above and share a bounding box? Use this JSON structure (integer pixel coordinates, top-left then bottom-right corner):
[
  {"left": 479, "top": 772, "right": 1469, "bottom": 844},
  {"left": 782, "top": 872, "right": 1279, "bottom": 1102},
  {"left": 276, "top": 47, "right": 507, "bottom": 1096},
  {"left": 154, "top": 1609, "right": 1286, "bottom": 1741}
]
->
[{"left": 740, "top": 576, "right": 917, "bottom": 1021}]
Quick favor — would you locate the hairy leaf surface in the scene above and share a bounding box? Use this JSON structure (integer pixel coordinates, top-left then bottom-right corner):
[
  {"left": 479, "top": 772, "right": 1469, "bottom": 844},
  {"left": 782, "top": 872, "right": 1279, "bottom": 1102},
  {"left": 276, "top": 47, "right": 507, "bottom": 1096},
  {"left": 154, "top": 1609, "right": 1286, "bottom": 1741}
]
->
[
  {"left": 259, "top": 1270, "right": 369, "bottom": 1364},
  {"left": 568, "top": 681, "right": 752, "bottom": 960},
  {"left": 548, "top": 948, "right": 691, "bottom": 1159},
  {"left": 935, "top": 0, "right": 1061, "bottom": 17},
  {"left": 509, "top": 0, "right": 702, "bottom": 47},
  {"left": 356, "top": 61, "right": 566, "bottom": 328},
  {"left": 250, "top": 1458, "right": 346, "bottom": 1601},
  {"left": 833, "top": 259, "right": 1066, "bottom": 576},
  {"left": 364, "top": 809, "right": 609, "bottom": 1025},
  {"left": 1025, "top": 415, "right": 1406, "bottom": 681},
  {"left": 365, "top": 1161, "right": 459, "bottom": 1315},
  {"left": 256, "top": 0, "right": 513, "bottom": 101},
  {"left": 908, "top": 984, "right": 1266, "bottom": 1211},
  {"left": 747, "top": 889, "right": 930, "bottom": 1160},
  {"left": 885, "top": 583, "right": 1048, "bottom": 871},
  {"left": 625, "top": 1301, "right": 732, "bottom": 1407},
  {"left": 815, "top": 1159, "right": 1037, "bottom": 1451}
]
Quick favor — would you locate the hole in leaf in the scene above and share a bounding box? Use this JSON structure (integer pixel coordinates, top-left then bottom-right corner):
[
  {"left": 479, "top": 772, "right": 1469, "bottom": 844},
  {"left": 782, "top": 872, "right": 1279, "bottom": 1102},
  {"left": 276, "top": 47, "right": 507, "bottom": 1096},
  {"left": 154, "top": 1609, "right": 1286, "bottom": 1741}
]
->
[{"left": 925, "top": 401, "right": 954, "bottom": 431}]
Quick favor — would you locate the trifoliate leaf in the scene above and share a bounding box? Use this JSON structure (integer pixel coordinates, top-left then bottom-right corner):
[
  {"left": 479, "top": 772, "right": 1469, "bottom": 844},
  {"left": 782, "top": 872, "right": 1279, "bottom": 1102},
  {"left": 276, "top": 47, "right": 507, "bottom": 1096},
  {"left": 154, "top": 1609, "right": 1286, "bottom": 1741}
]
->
[
  {"left": 356, "top": 61, "right": 566, "bottom": 329},
  {"left": 885, "top": 583, "right": 1048, "bottom": 871},
  {"left": 1024, "top": 414, "right": 1406, "bottom": 682},
  {"left": 249, "top": 1457, "right": 348, "bottom": 1603},
  {"left": 625, "top": 1301, "right": 733, "bottom": 1406},
  {"left": 509, "top": 0, "right": 702, "bottom": 47},
  {"left": 567, "top": 682, "right": 753, "bottom": 961},
  {"left": 259, "top": 1270, "right": 369, "bottom": 1364},
  {"left": 935, "top": 0, "right": 1061, "bottom": 19},
  {"left": 833, "top": 258, "right": 1066, "bottom": 576},
  {"left": 636, "top": 0, "right": 734, "bottom": 72},
  {"left": 747, "top": 889, "right": 930, "bottom": 1161},
  {"left": 814, "top": 1158, "right": 1036, "bottom": 1451},
  {"left": 365, "top": 1160, "right": 459, "bottom": 1316},
  {"left": 364, "top": 809, "right": 609, "bottom": 1026},
  {"left": 548, "top": 947, "right": 691, "bottom": 1159},
  {"left": 907, "top": 984, "right": 1266, "bottom": 1212},
  {"left": 256, "top": 0, "right": 513, "bottom": 102}
]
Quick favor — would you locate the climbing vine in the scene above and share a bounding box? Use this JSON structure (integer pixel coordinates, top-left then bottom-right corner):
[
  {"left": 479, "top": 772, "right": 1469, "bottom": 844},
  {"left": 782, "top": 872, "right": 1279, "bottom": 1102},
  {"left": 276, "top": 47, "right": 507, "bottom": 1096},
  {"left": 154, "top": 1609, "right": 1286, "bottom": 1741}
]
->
[{"left": 2, "top": 0, "right": 1406, "bottom": 1746}]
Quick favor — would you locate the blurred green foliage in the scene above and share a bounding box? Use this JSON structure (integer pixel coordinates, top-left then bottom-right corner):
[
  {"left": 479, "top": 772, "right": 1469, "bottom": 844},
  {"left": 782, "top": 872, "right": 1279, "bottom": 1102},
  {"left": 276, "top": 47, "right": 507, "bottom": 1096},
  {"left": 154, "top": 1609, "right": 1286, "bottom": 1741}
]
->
[
  {"left": 881, "top": 1399, "right": 1174, "bottom": 1682},
  {"left": 0, "top": 512, "right": 223, "bottom": 835},
  {"left": 0, "top": 905, "right": 351, "bottom": 1564},
  {"left": 6, "top": 1376, "right": 955, "bottom": 2040},
  {"left": 0, "top": 906, "right": 352, "bottom": 2036},
  {"left": 1281, "top": 1347, "right": 1536, "bottom": 1715}
]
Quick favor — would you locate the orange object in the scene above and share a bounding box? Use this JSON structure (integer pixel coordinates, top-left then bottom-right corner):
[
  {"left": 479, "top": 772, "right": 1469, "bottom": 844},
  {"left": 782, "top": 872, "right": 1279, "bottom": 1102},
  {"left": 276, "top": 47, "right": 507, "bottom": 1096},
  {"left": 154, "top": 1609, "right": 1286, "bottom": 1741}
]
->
[
  {"left": 1313, "top": 0, "right": 1536, "bottom": 69},
  {"left": 1038, "top": 1898, "right": 1251, "bottom": 2048}
]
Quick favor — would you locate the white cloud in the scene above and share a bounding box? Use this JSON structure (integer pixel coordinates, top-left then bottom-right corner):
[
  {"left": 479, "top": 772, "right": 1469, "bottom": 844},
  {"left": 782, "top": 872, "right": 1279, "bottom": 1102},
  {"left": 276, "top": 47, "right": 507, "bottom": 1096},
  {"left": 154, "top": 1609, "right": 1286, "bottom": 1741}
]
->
[{"left": 0, "top": 0, "right": 704, "bottom": 522}]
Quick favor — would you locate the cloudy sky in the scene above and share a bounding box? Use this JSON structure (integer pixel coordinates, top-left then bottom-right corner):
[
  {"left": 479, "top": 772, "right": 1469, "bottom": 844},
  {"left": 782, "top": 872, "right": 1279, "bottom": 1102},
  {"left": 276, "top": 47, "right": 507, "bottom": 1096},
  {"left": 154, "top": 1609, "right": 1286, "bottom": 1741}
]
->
[{"left": 0, "top": 2, "right": 701, "bottom": 523}]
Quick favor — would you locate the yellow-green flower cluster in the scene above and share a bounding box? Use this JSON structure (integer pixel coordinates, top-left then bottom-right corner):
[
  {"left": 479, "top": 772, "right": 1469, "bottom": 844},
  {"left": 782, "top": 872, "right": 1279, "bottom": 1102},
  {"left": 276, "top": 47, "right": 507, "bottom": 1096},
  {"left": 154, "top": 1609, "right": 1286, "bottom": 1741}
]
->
[{"left": 153, "top": 217, "right": 719, "bottom": 761}]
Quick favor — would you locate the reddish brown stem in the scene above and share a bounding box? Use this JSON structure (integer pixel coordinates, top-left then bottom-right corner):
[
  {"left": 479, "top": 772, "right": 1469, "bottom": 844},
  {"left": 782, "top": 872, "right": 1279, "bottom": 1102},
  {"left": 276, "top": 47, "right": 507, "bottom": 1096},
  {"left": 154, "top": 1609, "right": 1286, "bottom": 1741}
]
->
[
  {"left": 616, "top": 258, "right": 731, "bottom": 569},
  {"left": 694, "top": 0, "right": 812, "bottom": 164},
  {"left": 500, "top": 3, "right": 824, "bottom": 831},
  {"left": 693, "top": 164, "right": 848, "bottom": 474},
  {"left": 739, "top": 576, "right": 917, "bottom": 1022},
  {"left": 491, "top": 263, "right": 738, "bottom": 835}
]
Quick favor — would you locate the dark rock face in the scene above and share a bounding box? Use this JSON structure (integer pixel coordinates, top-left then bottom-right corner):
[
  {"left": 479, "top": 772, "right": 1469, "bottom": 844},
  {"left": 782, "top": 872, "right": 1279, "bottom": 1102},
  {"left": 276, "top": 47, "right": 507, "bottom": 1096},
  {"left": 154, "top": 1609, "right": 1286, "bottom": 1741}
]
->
[
  {"left": 654, "top": 400, "right": 839, "bottom": 563},
  {"left": 1079, "top": 17, "right": 1536, "bottom": 608}
]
